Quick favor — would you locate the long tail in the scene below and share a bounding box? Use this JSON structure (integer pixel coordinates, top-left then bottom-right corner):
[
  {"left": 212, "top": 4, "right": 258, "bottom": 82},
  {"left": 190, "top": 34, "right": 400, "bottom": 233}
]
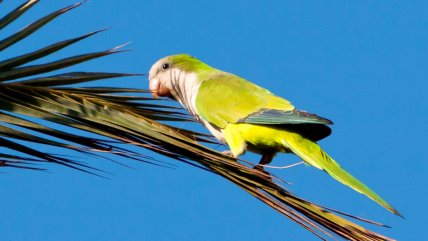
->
[{"left": 281, "top": 131, "right": 402, "bottom": 216}]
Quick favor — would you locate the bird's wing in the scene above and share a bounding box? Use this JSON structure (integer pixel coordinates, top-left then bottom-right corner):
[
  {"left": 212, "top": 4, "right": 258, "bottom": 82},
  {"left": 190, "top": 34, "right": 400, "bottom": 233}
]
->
[
  {"left": 238, "top": 109, "right": 333, "bottom": 125},
  {"left": 195, "top": 73, "right": 331, "bottom": 128}
]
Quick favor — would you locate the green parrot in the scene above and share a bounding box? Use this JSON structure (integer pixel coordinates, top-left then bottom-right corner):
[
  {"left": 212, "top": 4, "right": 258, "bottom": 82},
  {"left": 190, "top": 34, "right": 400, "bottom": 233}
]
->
[{"left": 148, "top": 54, "right": 400, "bottom": 216}]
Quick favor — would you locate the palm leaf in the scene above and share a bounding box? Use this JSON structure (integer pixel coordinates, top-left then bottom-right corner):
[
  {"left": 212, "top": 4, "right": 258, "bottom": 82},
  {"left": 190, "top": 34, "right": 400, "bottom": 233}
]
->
[{"left": 0, "top": 1, "right": 396, "bottom": 241}]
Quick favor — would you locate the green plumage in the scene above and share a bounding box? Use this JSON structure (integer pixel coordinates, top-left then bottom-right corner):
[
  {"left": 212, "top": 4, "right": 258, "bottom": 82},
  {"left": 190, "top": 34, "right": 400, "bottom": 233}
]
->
[
  {"left": 196, "top": 73, "right": 296, "bottom": 128},
  {"left": 149, "top": 54, "right": 401, "bottom": 216}
]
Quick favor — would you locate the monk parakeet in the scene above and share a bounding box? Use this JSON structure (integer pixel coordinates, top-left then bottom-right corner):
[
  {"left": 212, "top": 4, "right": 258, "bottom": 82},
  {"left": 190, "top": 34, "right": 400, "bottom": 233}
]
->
[{"left": 148, "top": 54, "right": 400, "bottom": 216}]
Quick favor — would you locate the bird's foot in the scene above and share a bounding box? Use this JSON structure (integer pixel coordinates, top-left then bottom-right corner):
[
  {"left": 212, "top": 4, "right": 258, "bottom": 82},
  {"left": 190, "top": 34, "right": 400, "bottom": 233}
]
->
[
  {"left": 253, "top": 164, "right": 273, "bottom": 180},
  {"left": 253, "top": 152, "right": 276, "bottom": 180}
]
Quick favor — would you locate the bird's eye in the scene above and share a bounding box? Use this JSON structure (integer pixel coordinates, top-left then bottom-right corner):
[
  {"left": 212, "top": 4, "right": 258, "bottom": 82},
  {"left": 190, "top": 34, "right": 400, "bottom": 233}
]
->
[{"left": 162, "top": 63, "right": 170, "bottom": 70}]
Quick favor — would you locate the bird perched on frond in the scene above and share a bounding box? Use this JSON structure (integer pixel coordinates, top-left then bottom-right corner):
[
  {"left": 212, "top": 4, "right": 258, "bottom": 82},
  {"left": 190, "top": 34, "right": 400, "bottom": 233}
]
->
[{"left": 148, "top": 54, "right": 400, "bottom": 216}]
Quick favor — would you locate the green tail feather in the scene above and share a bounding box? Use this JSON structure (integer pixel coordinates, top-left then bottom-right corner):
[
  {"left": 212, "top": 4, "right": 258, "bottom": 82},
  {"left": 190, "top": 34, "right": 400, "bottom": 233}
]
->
[{"left": 283, "top": 133, "right": 402, "bottom": 217}]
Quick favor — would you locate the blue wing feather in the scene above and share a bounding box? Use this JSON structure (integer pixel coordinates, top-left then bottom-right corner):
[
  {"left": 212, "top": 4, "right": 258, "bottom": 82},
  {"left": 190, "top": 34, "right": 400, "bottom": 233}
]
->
[{"left": 238, "top": 108, "right": 333, "bottom": 125}]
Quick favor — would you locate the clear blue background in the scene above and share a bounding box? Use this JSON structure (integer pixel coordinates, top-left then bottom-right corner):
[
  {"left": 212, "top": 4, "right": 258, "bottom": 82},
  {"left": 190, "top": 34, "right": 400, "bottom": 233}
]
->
[{"left": 1, "top": 1, "right": 427, "bottom": 240}]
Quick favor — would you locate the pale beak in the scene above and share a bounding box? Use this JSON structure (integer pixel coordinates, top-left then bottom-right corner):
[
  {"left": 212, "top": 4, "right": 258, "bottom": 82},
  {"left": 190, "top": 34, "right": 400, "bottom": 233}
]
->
[
  {"left": 149, "top": 77, "right": 160, "bottom": 99},
  {"left": 149, "top": 77, "right": 172, "bottom": 99}
]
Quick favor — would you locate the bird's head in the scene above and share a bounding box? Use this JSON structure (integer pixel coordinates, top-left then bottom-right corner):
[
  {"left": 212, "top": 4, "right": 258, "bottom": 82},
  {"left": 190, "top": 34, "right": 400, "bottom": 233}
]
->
[{"left": 148, "top": 54, "right": 211, "bottom": 99}]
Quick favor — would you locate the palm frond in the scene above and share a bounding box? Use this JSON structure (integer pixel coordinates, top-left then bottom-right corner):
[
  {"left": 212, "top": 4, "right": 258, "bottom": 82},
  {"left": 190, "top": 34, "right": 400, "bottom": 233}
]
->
[
  {"left": 0, "top": 1, "right": 396, "bottom": 241},
  {"left": 0, "top": 1, "right": 82, "bottom": 52},
  {"left": 0, "top": 28, "right": 108, "bottom": 72},
  {"left": 0, "top": 0, "right": 38, "bottom": 31}
]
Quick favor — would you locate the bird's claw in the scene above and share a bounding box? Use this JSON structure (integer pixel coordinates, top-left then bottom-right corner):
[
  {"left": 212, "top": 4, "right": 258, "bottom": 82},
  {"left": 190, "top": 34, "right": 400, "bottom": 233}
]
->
[{"left": 253, "top": 164, "right": 273, "bottom": 180}]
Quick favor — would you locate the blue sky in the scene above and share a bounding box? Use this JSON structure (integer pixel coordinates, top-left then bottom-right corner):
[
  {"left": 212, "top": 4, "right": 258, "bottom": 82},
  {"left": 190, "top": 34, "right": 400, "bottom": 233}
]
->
[{"left": 1, "top": 1, "right": 427, "bottom": 240}]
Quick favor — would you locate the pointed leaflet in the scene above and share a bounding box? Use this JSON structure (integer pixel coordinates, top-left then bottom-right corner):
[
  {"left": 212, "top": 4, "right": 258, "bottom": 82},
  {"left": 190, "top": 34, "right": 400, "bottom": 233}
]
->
[
  {"left": 0, "top": 2, "right": 83, "bottom": 51},
  {"left": 0, "top": 48, "right": 123, "bottom": 82},
  {"left": 0, "top": 0, "right": 39, "bottom": 31},
  {"left": 0, "top": 29, "right": 108, "bottom": 72},
  {"left": 17, "top": 72, "right": 137, "bottom": 87}
]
